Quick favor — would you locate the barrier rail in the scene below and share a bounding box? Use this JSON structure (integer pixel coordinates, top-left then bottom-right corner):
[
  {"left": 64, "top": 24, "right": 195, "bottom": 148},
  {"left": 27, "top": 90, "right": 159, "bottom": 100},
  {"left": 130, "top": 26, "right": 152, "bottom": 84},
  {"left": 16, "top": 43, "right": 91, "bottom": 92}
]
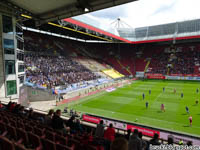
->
[{"left": 82, "top": 114, "right": 200, "bottom": 145}]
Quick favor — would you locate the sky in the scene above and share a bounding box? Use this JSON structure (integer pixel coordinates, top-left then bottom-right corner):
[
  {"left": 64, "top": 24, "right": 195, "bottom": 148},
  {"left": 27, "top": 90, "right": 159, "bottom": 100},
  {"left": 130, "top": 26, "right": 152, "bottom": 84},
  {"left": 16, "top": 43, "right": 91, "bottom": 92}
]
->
[{"left": 73, "top": 0, "right": 200, "bottom": 34}]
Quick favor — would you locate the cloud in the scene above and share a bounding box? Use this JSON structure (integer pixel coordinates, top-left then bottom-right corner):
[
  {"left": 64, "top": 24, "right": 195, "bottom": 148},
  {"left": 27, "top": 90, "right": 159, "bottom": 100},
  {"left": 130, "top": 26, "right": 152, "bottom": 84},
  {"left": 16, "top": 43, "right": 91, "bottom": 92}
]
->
[
  {"left": 122, "top": 0, "right": 200, "bottom": 28},
  {"left": 89, "top": 4, "right": 127, "bottom": 20},
  {"left": 73, "top": 13, "right": 118, "bottom": 35},
  {"left": 75, "top": 0, "right": 200, "bottom": 34}
]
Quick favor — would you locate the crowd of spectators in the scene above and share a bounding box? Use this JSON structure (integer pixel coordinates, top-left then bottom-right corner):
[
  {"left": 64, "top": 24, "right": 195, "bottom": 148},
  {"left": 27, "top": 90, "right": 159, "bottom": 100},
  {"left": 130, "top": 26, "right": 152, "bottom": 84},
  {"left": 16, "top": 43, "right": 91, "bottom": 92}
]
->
[
  {"left": 148, "top": 46, "right": 198, "bottom": 75},
  {"left": 94, "top": 120, "right": 194, "bottom": 150},
  {"left": 24, "top": 30, "right": 200, "bottom": 79},
  {"left": 76, "top": 41, "right": 200, "bottom": 76},
  {"left": 149, "top": 52, "right": 168, "bottom": 74},
  {"left": 25, "top": 54, "right": 99, "bottom": 88},
  {"left": 168, "top": 51, "right": 195, "bottom": 74},
  {"left": 24, "top": 31, "right": 100, "bottom": 89}
]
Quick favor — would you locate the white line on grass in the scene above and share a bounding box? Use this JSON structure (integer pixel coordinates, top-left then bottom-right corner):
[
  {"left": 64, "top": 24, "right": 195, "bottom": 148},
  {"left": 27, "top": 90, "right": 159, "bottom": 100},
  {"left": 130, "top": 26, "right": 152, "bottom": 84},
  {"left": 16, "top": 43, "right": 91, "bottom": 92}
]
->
[{"left": 78, "top": 106, "right": 200, "bottom": 130}]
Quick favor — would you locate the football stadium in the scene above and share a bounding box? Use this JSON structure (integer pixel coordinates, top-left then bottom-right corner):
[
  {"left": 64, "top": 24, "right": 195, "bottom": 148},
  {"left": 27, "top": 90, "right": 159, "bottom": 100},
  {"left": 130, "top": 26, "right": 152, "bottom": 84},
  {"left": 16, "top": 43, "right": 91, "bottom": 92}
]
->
[{"left": 0, "top": 0, "right": 200, "bottom": 149}]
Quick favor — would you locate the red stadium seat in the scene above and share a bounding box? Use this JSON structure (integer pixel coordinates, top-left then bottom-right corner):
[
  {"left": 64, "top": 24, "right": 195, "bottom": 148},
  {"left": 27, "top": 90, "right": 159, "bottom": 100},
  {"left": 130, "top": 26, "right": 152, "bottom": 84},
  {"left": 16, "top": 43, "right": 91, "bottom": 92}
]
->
[
  {"left": 33, "top": 127, "right": 44, "bottom": 137},
  {"left": 0, "top": 136, "right": 15, "bottom": 150},
  {"left": 45, "top": 130, "right": 55, "bottom": 142},
  {"left": 16, "top": 128, "right": 29, "bottom": 145},
  {"left": 10, "top": 119, "right": 17, "bottom": 127},
  {"left": 56, "top": 143, "right": 73, "bottom": 150},
  {"left": 17, "top": 121, "right": 25, "bottom": 129},
  {"left": 7, "top": 125, "right": 17, "bottom": 140},
  {"left": 0, "top": 122, "right": 7, "bottom": 136},
  {"left": 55, "top": 134, "right": 68, "bottom": 145},
  {"left": 28, "top": 132, "right": 41, "bottom": 149},
  {"left": 68, "top": 139, "right": 81, "bottom": 150},
  {"left": 25, "top": 125, "right": 33, "bottom": 132},
  {"left": 14, "top": 143, "right": 29, "bottom": 150},
  {"left": 41, "top": 138, "right": 56, "bottom": 150},
  {"left": 2, "top": 117, "right": 9, "bottom": 124}
]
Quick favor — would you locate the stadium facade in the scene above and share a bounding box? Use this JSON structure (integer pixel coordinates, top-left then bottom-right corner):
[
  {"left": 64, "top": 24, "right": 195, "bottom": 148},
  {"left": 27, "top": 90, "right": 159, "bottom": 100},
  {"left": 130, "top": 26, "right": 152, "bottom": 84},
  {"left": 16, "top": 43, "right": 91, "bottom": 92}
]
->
[{"left": 0, "top": 13, "right": 24, "bottom": 99}]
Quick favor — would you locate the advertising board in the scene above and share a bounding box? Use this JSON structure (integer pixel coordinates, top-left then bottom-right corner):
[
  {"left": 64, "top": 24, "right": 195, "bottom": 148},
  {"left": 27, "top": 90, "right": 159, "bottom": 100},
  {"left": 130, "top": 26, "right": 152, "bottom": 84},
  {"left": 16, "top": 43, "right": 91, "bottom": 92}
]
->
[{"left": 82, "top": 114, "right": 200, "bottom": 145}]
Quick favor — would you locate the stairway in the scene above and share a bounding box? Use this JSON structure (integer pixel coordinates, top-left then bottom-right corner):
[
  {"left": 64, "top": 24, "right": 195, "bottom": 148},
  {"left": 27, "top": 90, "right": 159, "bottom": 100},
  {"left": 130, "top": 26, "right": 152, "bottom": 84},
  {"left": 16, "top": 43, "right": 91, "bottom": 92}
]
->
[
  {"left": 144, "top": 60, "right": 151, "bottom": 73},
  {"left": 167, "top": 67, "right": 170, "bottom": 75},
  {"left": 116, "top": 59, "right": 132, "bottom": 75}
]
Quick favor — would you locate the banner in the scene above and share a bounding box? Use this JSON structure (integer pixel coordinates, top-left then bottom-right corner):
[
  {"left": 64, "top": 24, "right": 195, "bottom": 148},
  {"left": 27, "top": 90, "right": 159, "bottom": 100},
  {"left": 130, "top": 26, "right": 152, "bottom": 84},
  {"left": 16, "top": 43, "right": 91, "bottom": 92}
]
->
[
  {"left": 166, "top": 76, "right": 200, "bottom": 81},
  {"left": 127, "top": 124, "right": 160, "bottom": 137},
  {"left": 136, "top": 72, "right": 144, "bottom": 77},
  {"left": 146, "top": 74, "right": 165, "bottom": 79},
  {"left": 102, "top": 119, "right": 127, "bottom": 130},
  {"left": 106, "top": 87, "right": 116, "bottom": 92},
  {"left": 82, "top": 114, "right": 127, "bottom": 130},
  {"left": 170, "top": 74, "right": 183, "bottom": 76},
  {"left": 165, "top": 76, "right": 180, "bottom": 80},
  {"left": 160, "top": 132, "right": 200, "bottom": 145},
  {"left": 82, "top": 115, "right": 100, "bottom": 124},
  {"left": 169, "top": 74, "right": 200, "bottom": 77},
  {"left": 82, "top": 114, "right": 158, "bottom": 136}
]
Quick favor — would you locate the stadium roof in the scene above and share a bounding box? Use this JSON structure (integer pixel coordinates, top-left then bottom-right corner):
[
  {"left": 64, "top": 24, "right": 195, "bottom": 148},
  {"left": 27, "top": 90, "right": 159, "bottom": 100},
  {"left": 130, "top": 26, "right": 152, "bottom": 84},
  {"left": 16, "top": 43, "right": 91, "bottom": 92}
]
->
[
  {"left": 0, "top": 0, "right": 135, "bottom": 42},
  {"left": 117, "top": 19, "right": 200, "bottom": 44},
  {"left": 4, "top": 0, "right": 200, "bottom": 44},
  {"left": 63, "top": 18, "right": 132, "bottom": 43},
  {"left": 24, "top": 17, "right": 131, "bottom": 42},
  {"left": 0, "top": 0, "right": 134, "bottom": 24}
]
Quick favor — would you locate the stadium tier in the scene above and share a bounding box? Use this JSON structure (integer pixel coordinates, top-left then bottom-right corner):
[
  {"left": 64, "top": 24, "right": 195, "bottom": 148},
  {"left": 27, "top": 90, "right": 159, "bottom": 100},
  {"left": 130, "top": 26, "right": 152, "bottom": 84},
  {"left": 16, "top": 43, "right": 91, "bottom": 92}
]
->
[
  {"left": 24, "top": 31, "right": 102, "bottom": 89},
  {"left": 80, "top": 41, "right": 200, "bottom": 79}
]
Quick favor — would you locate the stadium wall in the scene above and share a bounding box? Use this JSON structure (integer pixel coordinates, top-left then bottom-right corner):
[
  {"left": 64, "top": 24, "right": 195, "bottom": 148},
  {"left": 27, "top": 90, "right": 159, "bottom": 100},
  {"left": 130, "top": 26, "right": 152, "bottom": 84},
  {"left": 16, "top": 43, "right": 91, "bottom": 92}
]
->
[
  {"left": 19, "top": 86, "right": 56, "bottom": 107},
  {"left": 27, "top": 87, "right": 56, "bottom": 102},
  {"left": 57, "top": 79, "right": 134, "bottom": 106},
  {"left": 0, "top": 13, "right": 25, "bottom": 99},
  {"left": 0, "top": 21, "right": 6, "bottom": 98},
  {"left": 20, "top": 79, "right": 132, "bottom": 107}
]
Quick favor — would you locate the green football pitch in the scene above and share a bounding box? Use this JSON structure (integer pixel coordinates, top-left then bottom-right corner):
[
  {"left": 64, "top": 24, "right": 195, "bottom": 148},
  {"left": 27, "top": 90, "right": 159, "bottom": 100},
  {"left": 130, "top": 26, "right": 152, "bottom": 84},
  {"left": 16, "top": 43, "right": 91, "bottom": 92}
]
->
[{"left": 55, "top": 80, "right": 200, "bottom": 137}]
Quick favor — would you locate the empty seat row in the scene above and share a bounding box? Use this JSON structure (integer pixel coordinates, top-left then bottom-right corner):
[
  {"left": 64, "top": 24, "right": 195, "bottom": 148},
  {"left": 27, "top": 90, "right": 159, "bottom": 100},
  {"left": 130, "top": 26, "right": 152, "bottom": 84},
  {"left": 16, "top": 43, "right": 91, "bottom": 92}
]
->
[{"left": 0, "top": 111, "right": 102, "bottom": 150}]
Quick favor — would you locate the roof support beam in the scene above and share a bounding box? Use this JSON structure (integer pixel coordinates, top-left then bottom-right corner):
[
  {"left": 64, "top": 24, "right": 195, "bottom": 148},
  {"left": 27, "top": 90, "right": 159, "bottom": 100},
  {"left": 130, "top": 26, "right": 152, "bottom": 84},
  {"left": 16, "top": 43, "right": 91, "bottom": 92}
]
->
[{"left": 37, "top": 0, "right": 135, "bottom": 24}]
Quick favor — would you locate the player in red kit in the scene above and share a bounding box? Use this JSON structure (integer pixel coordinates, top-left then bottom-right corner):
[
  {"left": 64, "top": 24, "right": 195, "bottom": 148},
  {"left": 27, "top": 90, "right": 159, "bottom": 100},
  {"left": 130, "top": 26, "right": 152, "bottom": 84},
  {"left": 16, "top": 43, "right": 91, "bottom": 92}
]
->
[
  {"left": 161, "top": 104, "right": 165, "bottom": 112},
  {"left": 189, "top": 116, "right": 192, "bottom": 126}
]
